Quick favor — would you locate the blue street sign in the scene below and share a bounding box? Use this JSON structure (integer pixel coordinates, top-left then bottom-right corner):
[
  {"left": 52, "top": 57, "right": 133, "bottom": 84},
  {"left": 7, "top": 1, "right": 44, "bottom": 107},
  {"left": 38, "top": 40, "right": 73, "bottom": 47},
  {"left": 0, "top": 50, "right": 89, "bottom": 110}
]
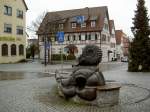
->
[
  {"left": 57, "top": 31, "right": 64, "bottom": 43},
  {"left": 76, "top": 16, "right": 85, "bottom": 24},
  {"left": 46, "top": 42, "right": 50, "bottom": 49}
]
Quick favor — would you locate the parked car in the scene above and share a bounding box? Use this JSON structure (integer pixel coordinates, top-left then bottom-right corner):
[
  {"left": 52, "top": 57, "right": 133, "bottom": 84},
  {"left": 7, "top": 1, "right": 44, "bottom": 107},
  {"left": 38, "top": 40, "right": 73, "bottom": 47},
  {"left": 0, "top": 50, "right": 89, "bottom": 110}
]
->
[
  {"left": 121, "top": 57, "right": 128, "bottom": 62},
  {"left": 111, "top": 57, "right": 117, "bottom": 61}
]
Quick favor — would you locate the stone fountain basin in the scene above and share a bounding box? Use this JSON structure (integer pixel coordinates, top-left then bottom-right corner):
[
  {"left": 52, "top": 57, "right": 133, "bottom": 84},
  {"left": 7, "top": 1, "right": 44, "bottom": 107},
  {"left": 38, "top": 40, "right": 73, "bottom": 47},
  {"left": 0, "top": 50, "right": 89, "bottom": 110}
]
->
[{"left": 69, "top": 83, "right": 121, "bottom": 107}]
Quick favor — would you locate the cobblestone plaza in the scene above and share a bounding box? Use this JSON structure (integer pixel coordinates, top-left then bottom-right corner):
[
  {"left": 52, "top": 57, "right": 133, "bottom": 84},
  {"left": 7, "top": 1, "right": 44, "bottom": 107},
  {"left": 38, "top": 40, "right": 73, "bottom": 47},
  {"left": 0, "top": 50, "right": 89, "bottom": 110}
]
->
[{"left": 0, "top": 62, "right": 150, "bottom": 112}]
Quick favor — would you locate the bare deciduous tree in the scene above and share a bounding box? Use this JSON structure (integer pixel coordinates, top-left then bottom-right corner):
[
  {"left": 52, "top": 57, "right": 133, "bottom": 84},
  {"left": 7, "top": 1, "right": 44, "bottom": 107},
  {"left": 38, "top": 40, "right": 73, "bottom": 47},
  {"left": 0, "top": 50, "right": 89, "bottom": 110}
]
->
[
  {"left": 28, "top": 11, "right": 47, "bottom": 32},
  {"left": 37, "top": 12, "right": 63, "bottom": 63}
]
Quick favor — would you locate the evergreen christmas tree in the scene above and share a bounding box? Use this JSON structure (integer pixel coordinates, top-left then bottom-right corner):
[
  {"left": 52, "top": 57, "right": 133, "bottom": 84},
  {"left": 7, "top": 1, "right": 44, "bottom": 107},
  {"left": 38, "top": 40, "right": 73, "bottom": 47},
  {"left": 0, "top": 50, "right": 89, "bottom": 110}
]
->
[{"left": 128, "top": 0, "right": 150, "bottom": 72}]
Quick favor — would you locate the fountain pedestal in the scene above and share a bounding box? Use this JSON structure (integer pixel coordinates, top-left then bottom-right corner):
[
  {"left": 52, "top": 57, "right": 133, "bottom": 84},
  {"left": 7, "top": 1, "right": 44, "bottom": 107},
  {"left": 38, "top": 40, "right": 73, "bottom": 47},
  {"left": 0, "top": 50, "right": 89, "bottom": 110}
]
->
[
  {"left": 55, "top": 44, "right": 121, "bottom": 106},
  {"left": 71, "top": 83, "right": 121, "bottom": 107}
]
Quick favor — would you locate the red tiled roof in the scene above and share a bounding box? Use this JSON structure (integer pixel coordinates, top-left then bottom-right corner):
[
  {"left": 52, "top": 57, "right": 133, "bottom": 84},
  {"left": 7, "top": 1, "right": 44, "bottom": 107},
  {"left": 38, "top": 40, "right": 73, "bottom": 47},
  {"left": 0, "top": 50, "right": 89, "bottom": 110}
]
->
[
  {"left": 37, "top": 6, "right": 109, "bottom": 34},
  {"left": 109, "top": 20, "right": 115, "bottom": 34},
  {"left": 115, "top": 30, "right": 123, "bottom": 45}
]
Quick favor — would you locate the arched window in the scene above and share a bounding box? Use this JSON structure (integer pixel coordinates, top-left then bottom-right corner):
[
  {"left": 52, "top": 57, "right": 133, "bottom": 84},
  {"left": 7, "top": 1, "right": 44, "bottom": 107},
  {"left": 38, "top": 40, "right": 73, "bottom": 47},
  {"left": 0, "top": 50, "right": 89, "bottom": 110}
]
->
[
  {"left": 2, "top": 44, "right": 8, "bottom": 56},
  {"left": 11, "top": 44, "right": 16, "bottom": 55},
  {"left": 19, "top": 44, "right": 24, "bottom": 55}
]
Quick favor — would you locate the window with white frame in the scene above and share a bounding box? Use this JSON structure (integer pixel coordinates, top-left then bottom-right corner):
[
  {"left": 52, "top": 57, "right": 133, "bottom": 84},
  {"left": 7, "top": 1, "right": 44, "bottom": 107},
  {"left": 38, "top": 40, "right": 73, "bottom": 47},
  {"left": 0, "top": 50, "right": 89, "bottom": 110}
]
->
[
  {"left": 95, "top": 34, "right": 98, "bottom": 40},
  {"left": 81, "top": 34, "right": 85, "bottom": 40},
  {"left": 111, "top": 43, "right": 115, "bottom": 48},
  {"left": 59, "top": 23, "right": 64, "bottom": 30},
  {"left": 40, "top": 37, "right": 44, "bottom": 42},
  {"left": 104, "top": 23, "right": 109, "bottom": 30},
  {"left": 108, "top": 36, "right": 110, "bottom": 42},
  {"left": 90, "top": 34, "right": 98, "bottom": 40},
  {"left": 81, "top": 22, "right": 86, "bottom": 28},
  {"left": 4, "top": 5, "right": 12, "bottom": 16},
  {"left": 102, "top": 34, "right": 106, "bottom": 41},
  {"left": 16, "top": 26, "right": 23, "bottom": 35},
  {"left": 88, "top": 34, "right": 91, "bottom": 40},
  {"left": 91, "top": 21, "right": 96, "bottom": 27},
  {"left": 70, "top": 35, "right": 73, "bottom": 41},
  {"left": 79, "top": 35, "right": 81, "bottom": 40},
  {"left": 71, "top": 22, "right": 76, "bottom": 28},
  {"left": 4, "top": 23, "right": 12, "bottom": 33},
  {"left": 17, "top": 9, "right": 23, "bottom": 18},
  {"left": 73, "top": 35, "right": 76, "bottom": 41},
  {"left": 67, "top": 35, "right": 70, "bottom": 41},
  {"left": 85, "top": 34, "right": 87, "bottom": 40},
  {"left": 91, "top": 34, "right": 95, "bottom": 40}
]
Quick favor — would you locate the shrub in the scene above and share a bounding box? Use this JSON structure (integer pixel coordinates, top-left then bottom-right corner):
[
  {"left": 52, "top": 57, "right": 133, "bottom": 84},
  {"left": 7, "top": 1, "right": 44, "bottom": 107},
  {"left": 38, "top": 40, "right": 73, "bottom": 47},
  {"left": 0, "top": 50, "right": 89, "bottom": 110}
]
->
[
  {"left": 26, "top": 48, "right": 31, "bottom": 58},
  {"left": 67, "top": 54, "right": 76, "bottom": 60},
  {"left": 51, "top": 54, "right": 76, "bottom": 60},
  {"left": 51, "top": 54, "right": 66, "bottom": 60}
]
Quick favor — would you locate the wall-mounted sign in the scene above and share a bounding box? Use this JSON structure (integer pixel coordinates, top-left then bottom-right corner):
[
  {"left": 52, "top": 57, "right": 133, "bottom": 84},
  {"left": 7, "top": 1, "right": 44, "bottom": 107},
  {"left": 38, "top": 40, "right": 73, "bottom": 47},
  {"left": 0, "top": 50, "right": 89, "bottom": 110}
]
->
[
  {"left": 57, "top": 31, "right": 64, "bottom": 43},
  {"left": 0, "top": 36, "right": 23, "bottom": 42},
  {"left": 76, "top": 16, "right": 85, "bottom": 24},
  {"left": 0, "top": 36, "right": 15, "bottom": 41}
]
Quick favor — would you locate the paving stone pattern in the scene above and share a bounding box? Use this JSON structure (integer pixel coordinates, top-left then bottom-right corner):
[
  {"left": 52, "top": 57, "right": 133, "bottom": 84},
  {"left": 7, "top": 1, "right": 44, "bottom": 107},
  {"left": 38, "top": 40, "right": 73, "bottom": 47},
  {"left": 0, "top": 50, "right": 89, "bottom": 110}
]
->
[
  {"left": 0, "top": 76, "right": 150, "bottom": 112},
  {"left": 0, "top": 63, "right": 150, "bottom": 112}
]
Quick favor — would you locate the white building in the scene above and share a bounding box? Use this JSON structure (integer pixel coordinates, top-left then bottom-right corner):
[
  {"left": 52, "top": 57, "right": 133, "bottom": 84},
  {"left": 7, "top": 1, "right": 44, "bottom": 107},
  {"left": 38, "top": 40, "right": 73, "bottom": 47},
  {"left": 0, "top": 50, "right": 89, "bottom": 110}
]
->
[
  {"left": 109, "top": 20, "right": 117, "bottom": 61},
  {"left": 115, "top": 30, "right": 129, "bottom": 60},
  {"left": 38, "top": 6, "right": 113, "bottom": 62},
  {"left": 0, "top": 0, "right": 28, "bottom": 63}
]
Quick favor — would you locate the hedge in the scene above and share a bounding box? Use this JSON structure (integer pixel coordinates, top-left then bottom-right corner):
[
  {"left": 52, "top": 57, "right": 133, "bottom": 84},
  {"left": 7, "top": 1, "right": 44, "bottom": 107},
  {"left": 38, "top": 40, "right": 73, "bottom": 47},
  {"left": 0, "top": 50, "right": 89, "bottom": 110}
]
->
[{"left": 51, "top": 54, "right": 76, "bottom": 60}]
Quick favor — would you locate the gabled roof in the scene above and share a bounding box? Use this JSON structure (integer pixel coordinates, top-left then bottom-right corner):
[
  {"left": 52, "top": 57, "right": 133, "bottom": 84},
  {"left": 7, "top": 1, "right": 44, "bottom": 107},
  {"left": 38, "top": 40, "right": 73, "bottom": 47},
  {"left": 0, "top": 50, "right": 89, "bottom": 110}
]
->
[
  {"left": 37, "top": 6, "right": 109, "bottom": 34},
  {"left": 22, "top": 0, "right": 28, "bottom": 10},
  {"left": 109, "top": 20, "right": 115, "bottom": 34},
  {"left": 115, "top": 30, "right": 123, "bottom": 45}
]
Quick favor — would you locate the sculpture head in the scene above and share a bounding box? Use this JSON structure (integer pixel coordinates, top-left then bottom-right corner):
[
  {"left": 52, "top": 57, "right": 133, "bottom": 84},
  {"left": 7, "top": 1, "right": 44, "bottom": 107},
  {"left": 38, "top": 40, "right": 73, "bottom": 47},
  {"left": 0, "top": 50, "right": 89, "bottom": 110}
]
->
[
  {"left": 78, "top": 44, "right": 102, "bottom": 66},
  {"left": 57, "top": 45, "right": 105, "bottom": 101}
]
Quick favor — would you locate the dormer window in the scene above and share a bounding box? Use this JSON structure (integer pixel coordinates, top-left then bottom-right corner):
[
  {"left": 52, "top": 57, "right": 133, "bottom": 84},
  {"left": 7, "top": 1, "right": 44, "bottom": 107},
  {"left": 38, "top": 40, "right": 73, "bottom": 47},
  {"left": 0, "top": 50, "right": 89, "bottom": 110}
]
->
[
  {"left": 81, "top": 22, "right": 86, "bottom": 28},
  {"left": 59, "top": 24, "right": 64, "bottom": 30},
  {"left": 91, "top": 21, "right": 96, "bottom": 27},
  {"left": 71, "top": 22, "right": 76, "bottom": 28},
  {"left": 104, "top": 23, "right": 109, "bottom": 30}
]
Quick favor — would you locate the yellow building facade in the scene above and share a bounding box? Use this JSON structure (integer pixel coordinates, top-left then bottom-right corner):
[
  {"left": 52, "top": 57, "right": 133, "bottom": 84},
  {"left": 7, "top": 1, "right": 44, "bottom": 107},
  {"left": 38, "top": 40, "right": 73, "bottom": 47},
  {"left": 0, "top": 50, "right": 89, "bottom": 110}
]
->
[{"left": 0, "top": 0, "right": 28, "bottom": 63}]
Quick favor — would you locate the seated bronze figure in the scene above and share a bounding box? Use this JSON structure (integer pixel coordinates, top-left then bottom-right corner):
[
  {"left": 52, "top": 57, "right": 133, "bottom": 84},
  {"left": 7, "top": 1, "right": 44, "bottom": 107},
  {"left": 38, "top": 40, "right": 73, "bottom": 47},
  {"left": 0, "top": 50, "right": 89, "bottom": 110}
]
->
[{"left": 56, "top": 44, "right": 105, "bottom": 101}]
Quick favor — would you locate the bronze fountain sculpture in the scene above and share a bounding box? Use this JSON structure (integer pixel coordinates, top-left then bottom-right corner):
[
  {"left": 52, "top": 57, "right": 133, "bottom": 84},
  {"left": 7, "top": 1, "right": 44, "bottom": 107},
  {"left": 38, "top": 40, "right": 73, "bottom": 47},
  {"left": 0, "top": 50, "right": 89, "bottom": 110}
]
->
[{"left": 55, "top": 44, "right": 121, "bottom": 106}]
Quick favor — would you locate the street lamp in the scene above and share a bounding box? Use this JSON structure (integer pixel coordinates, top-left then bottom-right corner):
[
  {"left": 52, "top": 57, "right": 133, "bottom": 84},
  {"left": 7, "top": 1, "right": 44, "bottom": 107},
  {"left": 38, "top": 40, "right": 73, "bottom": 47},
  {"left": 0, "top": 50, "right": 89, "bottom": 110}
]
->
[
  {"left": 44, "top": 34, "right": 47, "bottom": 66},
  {"left": 100, "top": 32, "right": 102, "bottom": 48}
]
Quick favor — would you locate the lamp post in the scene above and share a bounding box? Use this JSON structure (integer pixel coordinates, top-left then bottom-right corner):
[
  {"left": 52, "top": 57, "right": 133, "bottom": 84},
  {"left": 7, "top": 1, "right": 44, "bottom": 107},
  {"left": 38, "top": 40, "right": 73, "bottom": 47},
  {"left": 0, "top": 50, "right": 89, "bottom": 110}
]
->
[
  {"left": 100, "top": 31, "right": 102, "bottom": 48},
  {"left": 44, "top": 35, "right": 47, "bottom": 66}
]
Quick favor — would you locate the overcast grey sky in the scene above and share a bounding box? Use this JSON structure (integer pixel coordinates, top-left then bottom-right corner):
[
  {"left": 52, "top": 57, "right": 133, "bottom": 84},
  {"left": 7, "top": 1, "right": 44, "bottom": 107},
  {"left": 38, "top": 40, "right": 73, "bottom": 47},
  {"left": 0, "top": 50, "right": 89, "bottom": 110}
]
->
[{"left": 25, "top": 0, "right": 150, "bottom": 36}]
